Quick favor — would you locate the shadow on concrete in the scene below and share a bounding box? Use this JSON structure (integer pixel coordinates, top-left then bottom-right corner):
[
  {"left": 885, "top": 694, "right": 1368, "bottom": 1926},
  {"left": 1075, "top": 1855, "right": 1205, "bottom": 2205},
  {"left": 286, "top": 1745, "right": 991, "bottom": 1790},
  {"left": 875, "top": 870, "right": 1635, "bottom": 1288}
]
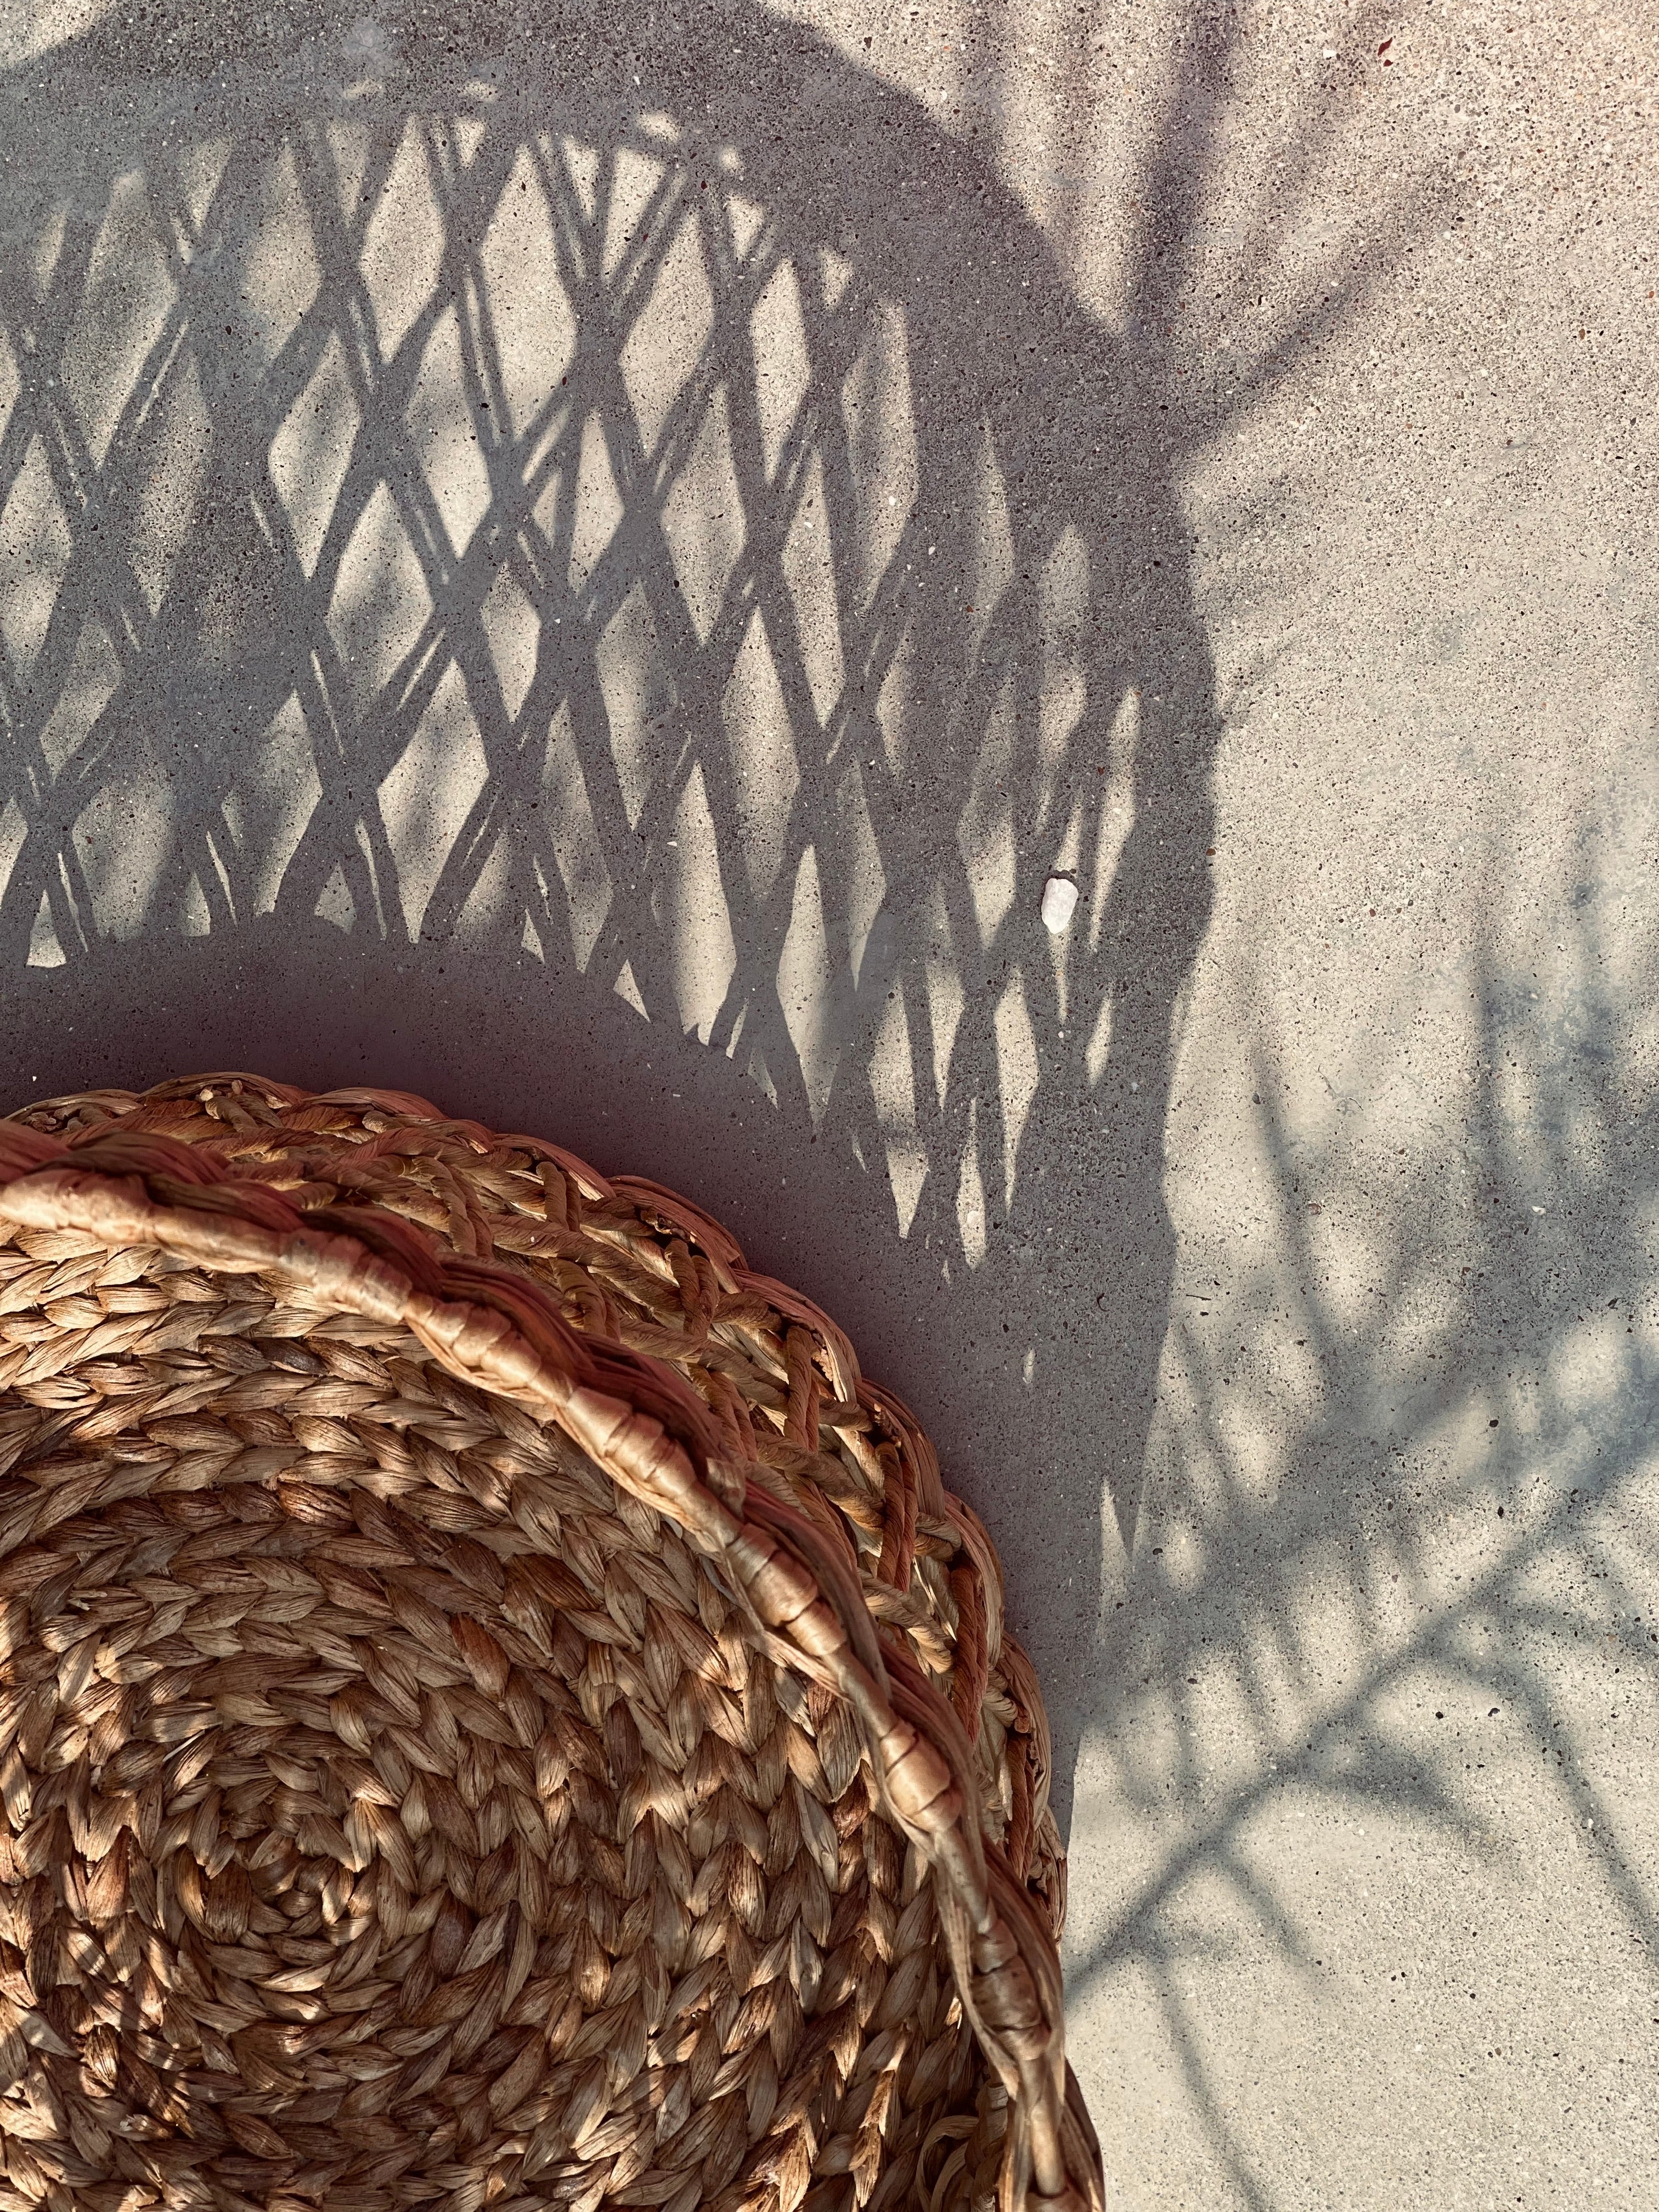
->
[
  {"left": 0, "top": 0, "right": 1424, "bottom": 1870},
  {"left": 1064, "top": 795, "right": 1659, "bottom": 2205}
]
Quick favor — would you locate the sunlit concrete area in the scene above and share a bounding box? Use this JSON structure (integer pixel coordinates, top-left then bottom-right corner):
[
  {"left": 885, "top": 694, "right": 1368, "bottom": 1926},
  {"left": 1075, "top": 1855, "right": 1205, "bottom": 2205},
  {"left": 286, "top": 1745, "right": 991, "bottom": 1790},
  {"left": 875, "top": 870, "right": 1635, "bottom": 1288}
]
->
[{"left": 2, "top": 1, "right": 1657, "bottom": 2204}]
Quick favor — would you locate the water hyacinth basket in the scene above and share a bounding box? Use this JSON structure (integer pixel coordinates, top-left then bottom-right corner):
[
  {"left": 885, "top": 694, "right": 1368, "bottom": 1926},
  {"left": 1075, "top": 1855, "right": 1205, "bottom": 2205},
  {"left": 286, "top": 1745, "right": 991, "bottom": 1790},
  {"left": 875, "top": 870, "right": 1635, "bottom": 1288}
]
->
[{"left": 0, "top": 1075, "right": 1102, "bottom": 2212}]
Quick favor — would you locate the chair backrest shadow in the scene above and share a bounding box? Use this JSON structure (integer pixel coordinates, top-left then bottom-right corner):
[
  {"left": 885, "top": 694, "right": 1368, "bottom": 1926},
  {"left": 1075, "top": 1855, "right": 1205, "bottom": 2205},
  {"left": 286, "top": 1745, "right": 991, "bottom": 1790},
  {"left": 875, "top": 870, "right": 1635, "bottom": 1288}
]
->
[{"left": 0, "top": 0, "right": 1413, "bottom": 1838}]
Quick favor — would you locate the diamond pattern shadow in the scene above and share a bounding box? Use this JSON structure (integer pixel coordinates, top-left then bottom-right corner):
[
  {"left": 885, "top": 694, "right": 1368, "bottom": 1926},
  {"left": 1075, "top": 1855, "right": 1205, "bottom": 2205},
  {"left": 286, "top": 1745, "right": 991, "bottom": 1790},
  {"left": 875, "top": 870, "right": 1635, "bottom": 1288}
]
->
[{"left": 0, "top": 67, "right": 1213, "bottom": 1286}]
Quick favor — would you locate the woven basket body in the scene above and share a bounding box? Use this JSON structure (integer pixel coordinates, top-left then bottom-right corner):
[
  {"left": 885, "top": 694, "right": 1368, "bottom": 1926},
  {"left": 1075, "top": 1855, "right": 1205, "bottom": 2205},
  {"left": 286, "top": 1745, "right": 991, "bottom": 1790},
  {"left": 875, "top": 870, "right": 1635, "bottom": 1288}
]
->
[{"left": 0, "top": 1076, "right": 1100, "bottom": 2212}]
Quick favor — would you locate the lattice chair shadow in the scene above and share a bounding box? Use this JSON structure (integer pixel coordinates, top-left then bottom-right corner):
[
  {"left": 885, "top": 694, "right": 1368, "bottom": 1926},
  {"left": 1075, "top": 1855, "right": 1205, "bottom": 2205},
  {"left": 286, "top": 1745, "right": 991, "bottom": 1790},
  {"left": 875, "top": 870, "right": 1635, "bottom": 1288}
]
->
[
  {"left": 0, "top": 1073, "right": 1104, "bottom": 2212},
  {"left": 0, "top": 5, "right": 1206, "bottom": 1205},
  {"left": 1, "top": 9, "right": 1225, "bottom": 1834}
]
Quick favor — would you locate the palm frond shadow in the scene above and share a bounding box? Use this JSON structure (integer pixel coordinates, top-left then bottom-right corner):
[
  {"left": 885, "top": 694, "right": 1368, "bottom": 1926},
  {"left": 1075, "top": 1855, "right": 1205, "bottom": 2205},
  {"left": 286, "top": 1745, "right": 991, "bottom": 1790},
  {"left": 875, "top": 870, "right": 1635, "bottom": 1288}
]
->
[{"left": 1069, "top": 808, "right": 1659, "bottom": 2202}]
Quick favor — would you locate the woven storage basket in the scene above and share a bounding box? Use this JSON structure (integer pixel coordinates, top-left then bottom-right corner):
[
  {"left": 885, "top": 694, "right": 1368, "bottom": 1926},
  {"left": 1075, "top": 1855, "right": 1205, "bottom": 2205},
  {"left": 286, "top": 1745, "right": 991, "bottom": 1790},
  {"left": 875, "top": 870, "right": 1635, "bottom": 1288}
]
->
[{"left": 0, "top": 1075, "right": 1100, "bottom": 2212}]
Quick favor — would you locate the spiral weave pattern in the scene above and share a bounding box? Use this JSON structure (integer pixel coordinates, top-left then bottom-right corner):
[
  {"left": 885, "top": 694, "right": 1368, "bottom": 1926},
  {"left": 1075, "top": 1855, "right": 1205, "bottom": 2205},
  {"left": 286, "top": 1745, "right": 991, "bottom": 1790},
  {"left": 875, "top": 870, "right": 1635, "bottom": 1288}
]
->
[{"left": 0, "top": 1076, "right": 1101, "bottom": 2212}]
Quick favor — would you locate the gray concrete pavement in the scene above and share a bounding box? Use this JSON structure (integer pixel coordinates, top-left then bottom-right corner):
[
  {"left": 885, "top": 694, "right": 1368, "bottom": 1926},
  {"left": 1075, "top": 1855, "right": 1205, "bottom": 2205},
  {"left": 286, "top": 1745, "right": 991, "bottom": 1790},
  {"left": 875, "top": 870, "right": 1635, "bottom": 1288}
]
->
[{"left": 2, "top": 0, "right": 1657, "bottom": 2204}]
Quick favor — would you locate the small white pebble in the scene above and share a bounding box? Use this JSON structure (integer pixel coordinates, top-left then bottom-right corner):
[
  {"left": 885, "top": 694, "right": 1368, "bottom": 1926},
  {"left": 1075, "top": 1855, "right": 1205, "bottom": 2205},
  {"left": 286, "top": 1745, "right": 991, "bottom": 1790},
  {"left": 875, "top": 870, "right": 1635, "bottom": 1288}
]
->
[{"left": 1040, "top": 876, "right": 1078, "bottom": 933}]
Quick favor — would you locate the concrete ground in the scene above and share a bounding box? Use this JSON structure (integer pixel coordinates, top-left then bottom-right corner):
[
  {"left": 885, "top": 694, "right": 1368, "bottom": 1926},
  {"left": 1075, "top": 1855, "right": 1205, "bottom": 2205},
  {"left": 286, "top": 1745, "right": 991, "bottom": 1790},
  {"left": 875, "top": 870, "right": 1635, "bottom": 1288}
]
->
[{"left": 3, "top": 0, "right": 1658, "bottom": 2203}]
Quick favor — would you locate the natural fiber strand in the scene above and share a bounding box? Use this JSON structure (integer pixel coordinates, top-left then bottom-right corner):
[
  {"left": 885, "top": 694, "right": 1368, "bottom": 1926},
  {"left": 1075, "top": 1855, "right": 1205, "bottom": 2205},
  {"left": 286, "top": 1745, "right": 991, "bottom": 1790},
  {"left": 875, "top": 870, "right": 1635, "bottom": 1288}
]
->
[{"left": 0, "top": 1075, "right": 1102, "bottom": 2212}]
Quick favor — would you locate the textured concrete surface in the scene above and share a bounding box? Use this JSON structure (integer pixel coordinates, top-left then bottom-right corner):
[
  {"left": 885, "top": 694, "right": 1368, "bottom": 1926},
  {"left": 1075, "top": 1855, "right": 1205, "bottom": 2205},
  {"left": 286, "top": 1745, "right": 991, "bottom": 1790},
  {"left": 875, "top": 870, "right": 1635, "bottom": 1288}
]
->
[{"left": 3, "top": 0, "right": 1658, "bottom": 2203}]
